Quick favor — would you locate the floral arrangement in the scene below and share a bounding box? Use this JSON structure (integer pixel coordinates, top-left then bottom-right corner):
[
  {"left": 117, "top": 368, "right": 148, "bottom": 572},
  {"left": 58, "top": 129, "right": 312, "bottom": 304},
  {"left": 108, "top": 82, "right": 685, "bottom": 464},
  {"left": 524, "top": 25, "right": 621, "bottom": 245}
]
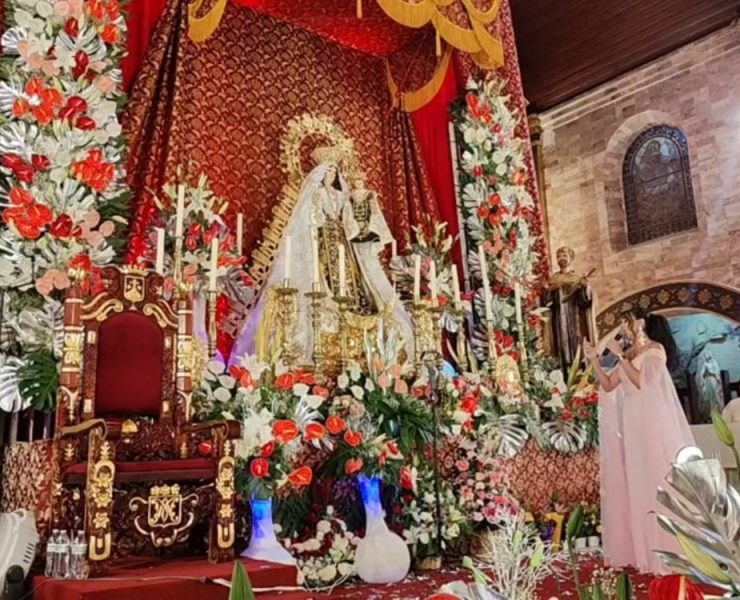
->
[
  {"left": 0, "top": 0, "right": 129, "bottom": 412},
  {"left": 398, "top": 464, "right": 471, "bottom": 558},
  {"left": 286, "top": 506, "right": 357, "bottom": 588},
  {"left": 453, "top": 75, "right": 547, "bottom": 368}
]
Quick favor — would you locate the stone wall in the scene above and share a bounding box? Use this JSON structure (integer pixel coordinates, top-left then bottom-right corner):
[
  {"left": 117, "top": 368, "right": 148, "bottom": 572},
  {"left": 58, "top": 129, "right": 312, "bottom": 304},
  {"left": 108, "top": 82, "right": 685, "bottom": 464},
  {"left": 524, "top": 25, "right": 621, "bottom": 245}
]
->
[{"left": 539, "top": 23, "right": 740, "bottom": 316}]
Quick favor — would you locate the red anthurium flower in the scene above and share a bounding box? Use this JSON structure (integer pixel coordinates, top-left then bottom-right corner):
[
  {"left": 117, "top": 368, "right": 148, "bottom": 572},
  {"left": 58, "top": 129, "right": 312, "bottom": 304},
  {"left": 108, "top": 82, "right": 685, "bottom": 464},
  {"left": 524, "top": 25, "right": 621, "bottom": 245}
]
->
[
  {"left": 72, "top": 51, "right": 89, "bottom": 78},
  {"left": 250, "top": 458, "right": 269, "bottom": 478},
  {"left": 66, "top": 95, "right": 88, "bottom": 115},
  {"left": 648, "top": 575, "right": 703, "bottom": 600},
  {"left": 273, "top": 420, "right": 299, "bottom": 444},
  {"left": 2, "top": 154, "right": 23, "bottom": 170},
  {"left": 64, "top": 17, "right": 79, "bottom": 37},
  {"left": 385, "top": 441, "right": 400, "bottom": 457},
  {"left": 71, "top": 149, "right": 115, "bottom": 192},
  {"left": 326, "top": 416, "right": 345, "bottom": 435},
  {"left": 312, "top": 385, "right": 329, "bottom": 399},
  {"left": 31, "top": 154, "right": 51, "bottom": 171},
  {"left": 100, "top": 23, "right": 119, "bottom": 44},
  {"left": 400, "top": 466, "right": 415, "bottom": 491},
  {"left": 426, "top": 594, "right": 460, "bottom": 600},
  {"left": 49, "top": 214, "right": 73, "bottom": 238},
  {"left": 197, "top": 441, "right": 213, "bottom": 456},
  {"left": 305, "top": 422, "right": 325, "bottom": 441},
  {"left": 343, "top": 430, "right": 362, "bottom": 447},
  {"left": 75, "top": 116, "right": 96, "bottom": 131},
  {"left": 295, "top": 371, "right": 316, "bottom": 385},
  {"left": 260, "top": 441, "right": 274, "bottom": 458},
  {"left": 344, "top": 458, "right": 363, "bottom": 476},
  {"left": 274, "top": 372, "right": 295, "bottom": 390},
  {"left": 287, "top": 466, "right": 312, "bottom": 486}
]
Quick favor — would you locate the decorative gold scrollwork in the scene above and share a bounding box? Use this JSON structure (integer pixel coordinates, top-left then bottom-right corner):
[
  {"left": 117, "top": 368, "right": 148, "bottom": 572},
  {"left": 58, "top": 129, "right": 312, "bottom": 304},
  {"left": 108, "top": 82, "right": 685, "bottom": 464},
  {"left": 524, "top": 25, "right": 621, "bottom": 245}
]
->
[
  {"left": 143, "top": 303, "right": 178, "bottom": 329},
  {"left": 87, "top": 439, "right": 115, "bottom": 561},
  {"left": 215, "top": 447, "right": 236, "bottom": 549},
  {"left": 62, "top": 332, "right": 84, "bottom": 366},
  {"left": 129, "top": 484, "right": 198, "bottom": 548},
  {"left": 83, "top": 298, "right": 124, "bottom": 322}
]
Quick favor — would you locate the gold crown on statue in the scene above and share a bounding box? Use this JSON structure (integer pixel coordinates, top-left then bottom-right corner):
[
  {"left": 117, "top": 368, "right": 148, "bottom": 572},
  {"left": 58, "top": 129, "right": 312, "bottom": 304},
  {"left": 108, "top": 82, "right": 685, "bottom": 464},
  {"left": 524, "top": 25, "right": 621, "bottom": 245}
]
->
[{"left": 311, "top": 145, "right": 345, "bottom": 167}]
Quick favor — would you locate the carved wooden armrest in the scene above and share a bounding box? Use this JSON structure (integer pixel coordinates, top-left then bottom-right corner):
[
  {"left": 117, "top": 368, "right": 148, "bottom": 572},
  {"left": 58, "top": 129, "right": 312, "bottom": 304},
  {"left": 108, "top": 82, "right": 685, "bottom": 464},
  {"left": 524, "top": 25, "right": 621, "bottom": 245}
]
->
[
  {"left": 59, "top": 418, "right": 122, "bottom": 440},
  {"left": 184, "top": 420, "right": 241, "bottom": 439}
]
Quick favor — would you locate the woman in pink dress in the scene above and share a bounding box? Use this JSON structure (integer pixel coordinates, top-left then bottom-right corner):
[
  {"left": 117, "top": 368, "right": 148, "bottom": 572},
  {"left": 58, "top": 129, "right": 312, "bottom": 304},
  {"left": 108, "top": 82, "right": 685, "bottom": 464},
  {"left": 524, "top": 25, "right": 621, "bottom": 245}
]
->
[{"left": 584, "top": 311, "right": 694, "bottom": 574}]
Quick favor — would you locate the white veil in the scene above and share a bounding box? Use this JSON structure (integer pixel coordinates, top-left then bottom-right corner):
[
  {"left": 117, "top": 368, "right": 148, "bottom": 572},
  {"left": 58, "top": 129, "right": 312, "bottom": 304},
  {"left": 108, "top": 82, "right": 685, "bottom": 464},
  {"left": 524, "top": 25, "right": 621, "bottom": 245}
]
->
[
  {"left": 231, "top": 163, "right": 348, "bottom": 364},
  {"left": 231, "top": 162, "right": 415, "bottom": 366}
]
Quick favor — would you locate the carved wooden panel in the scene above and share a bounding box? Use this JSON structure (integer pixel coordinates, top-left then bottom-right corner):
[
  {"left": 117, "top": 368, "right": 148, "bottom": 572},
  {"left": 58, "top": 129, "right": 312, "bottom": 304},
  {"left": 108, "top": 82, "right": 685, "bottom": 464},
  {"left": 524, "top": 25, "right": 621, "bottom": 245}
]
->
[{"left": 622, "top": 126, "right": 697, "bottom": 245}]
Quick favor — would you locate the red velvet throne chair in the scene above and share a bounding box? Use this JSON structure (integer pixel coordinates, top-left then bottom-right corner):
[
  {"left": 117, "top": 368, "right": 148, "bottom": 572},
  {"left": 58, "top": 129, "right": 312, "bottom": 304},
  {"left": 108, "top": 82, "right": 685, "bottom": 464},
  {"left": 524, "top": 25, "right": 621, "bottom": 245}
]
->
[{"left": 50, "top": 266, "right": 240, "bottom": 573}]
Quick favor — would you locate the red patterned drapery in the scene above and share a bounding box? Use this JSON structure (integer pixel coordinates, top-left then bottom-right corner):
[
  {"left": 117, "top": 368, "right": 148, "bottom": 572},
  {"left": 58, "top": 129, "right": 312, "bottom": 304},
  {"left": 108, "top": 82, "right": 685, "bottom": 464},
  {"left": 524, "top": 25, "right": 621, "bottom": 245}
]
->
[
  {"left": 123, "top": 0, "right": 438, "bottom": 265},
  {"left": 503, "top": 440, "right": 600, "bottom": 516}
]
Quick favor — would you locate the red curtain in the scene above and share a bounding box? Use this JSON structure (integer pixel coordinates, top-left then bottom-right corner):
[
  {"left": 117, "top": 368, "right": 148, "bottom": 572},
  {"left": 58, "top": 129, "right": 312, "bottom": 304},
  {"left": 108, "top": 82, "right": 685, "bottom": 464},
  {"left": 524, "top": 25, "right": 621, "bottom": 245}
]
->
[
  {"left": 409, "top": 62, "right": 463, "bottom": 268},
  {"left": 121, "top": 0, "right": 168, "bottom": 92}
]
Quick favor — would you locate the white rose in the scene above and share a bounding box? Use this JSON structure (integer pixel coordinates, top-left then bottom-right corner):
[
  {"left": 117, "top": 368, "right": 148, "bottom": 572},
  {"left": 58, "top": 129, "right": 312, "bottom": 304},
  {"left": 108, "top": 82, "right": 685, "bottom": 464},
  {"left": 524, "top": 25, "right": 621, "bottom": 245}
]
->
[
  {"left": 350, "top": 385, "right": 364, "bottom": 400},
  {"left": 213, "top": 387, "right": 231, "bottom": 403},
  {"left": 218, "top": 375, "right": 236, "bottom": 389},
  {"left": 337, "top": 373, "right": 349, "bottom": 389},
  {"left": 364, "top": 378, "right": 375, "bottom": 392},
  {"left": 337, "top": 562, "right": 353, "bottom": 577},
  {"left": 349, "top": 363, "right": 361, "bottom": 381}
]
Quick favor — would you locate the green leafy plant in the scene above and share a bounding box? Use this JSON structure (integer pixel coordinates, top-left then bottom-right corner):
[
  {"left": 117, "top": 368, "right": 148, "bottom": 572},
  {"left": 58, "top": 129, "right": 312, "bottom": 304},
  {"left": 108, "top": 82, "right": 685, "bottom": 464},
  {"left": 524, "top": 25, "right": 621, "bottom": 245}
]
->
[
  {"left": 228, "top": 560, "right": 256, "bottom": 600},
  {"left": 17, "top": 349, "right": 59, "bottom": 411}
]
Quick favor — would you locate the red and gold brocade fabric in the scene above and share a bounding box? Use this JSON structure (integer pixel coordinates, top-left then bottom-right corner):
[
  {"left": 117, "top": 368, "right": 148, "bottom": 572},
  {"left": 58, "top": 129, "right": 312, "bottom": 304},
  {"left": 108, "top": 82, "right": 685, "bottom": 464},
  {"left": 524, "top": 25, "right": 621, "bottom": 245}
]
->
[
  {"left": 502, "top": 440, "right": 600, "bottom": 516},
  {"left": 0, "top": 441, "right": 54, "bottom": 539},
  {"left": 123, "top": 0, "right": 438, "bottom": 261}
]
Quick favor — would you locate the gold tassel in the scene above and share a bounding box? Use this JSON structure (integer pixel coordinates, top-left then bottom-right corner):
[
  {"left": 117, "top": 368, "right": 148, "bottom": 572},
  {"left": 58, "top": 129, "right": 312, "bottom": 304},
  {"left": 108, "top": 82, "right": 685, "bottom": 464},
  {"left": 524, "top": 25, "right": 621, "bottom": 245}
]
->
[
  {"left": 435, "top": 29, "right": 441, "bottom": 56},
  {"left": 357, "top": 0, "right": 363, "bottom": 18}
]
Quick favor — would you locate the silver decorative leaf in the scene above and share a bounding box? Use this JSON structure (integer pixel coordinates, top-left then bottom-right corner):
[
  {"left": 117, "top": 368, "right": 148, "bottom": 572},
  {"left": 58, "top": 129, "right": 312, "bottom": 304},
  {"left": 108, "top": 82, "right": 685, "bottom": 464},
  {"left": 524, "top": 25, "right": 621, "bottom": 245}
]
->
[
  {"left": 10, "top": 299, "right": 64, "bottom": 357},
  {"left": 541, "top": 420, "right": 588, "bottom": 453},
  {"left": 491, "top": 414, "right": 529, "bottom": 458},
  {"left": 656, "top": 450, "right": 740, "bottom": 590},
  {"left": 0, "top": 354, "right": 27, "bottom": 412},
  {"left": 1, "top": 27, "right": 27, "bottom": 55}
]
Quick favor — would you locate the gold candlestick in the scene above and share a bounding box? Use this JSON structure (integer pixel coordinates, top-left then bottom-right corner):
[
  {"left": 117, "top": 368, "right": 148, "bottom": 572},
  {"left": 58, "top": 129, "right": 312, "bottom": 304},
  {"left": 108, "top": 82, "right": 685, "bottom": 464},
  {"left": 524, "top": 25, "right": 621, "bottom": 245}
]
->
[
  {"left": 305, "top": 282, "right": 326, "bottom": 372},
  {"left": 173, "top": 235, "right": 183, "bottom": 286},
  {"left": 207, "top": 289, "right": 217, "bottom": 359},
  {"left": 429, "top": 305, "right": 444, "bottom": 357},
  {"left": 412, "top": 302, "right": 427, "bottom": 372},
  {"left": 336, "top": 295, "right": 352, "bottom": 371},
  {"left": 276, "top": 279, "right": 298, "bottom": 369},
  {"left": 454, "top": 308, "right": 468, "bottom": 372}
]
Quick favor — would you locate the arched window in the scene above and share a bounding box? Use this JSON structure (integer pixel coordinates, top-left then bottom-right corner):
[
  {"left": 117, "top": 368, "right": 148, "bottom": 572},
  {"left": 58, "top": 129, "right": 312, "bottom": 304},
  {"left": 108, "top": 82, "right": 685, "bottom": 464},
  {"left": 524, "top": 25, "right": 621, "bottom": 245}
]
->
[{"left": 622, "top": 125, "right": 697, "bottom": 246}]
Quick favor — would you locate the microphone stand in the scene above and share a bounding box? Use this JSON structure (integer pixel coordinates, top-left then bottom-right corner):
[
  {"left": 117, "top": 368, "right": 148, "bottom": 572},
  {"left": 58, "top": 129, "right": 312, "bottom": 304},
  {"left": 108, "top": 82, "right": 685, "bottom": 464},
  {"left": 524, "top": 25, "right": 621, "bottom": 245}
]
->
[{"left": 424, "top": 351, "right": 444, "bottom": 566}]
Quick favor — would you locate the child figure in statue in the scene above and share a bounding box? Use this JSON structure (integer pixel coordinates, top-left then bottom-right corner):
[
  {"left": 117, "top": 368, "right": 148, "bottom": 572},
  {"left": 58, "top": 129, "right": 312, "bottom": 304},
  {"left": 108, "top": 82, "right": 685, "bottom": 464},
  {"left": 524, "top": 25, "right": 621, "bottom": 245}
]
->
[{"left": 584, "top": 311, "right": 694, "bottom": 574}]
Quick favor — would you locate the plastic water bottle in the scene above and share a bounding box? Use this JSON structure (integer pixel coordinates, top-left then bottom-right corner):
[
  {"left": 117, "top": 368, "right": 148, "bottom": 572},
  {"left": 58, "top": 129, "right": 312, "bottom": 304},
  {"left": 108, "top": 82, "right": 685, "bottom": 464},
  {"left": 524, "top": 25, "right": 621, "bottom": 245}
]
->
[
  {"left": 70, "top": 530, "right": 88, "bottom": 579},
  {"left": 56, "top": 530, "right": 71, "bottom": 579},
  {"left": 44, "top": 529, "right": 59, "bottom": 577}
]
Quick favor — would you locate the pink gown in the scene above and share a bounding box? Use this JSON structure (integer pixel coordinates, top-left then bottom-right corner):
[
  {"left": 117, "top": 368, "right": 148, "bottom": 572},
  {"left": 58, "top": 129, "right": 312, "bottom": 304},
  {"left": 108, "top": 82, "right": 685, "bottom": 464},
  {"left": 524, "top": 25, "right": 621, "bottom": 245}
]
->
[{"left": 599, "top": 346, "right": 695, "bottom": 574}]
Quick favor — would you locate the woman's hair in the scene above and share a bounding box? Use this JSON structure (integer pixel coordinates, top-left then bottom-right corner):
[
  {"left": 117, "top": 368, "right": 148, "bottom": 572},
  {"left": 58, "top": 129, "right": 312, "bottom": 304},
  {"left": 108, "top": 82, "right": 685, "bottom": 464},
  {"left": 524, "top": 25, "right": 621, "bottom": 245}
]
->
[{"left": 622, "top": 308, "right": 678, "bottom": 371}]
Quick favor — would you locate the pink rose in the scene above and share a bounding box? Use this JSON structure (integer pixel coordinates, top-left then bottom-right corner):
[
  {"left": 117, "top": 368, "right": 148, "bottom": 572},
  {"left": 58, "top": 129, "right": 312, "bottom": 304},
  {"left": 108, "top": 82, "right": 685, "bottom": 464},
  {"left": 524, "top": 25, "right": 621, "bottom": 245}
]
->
[
  {"left": 393, "top": 378, "right": 408, "bottom": 395},
  {"left": 455, "top": 459, "right": 470, "bottom": 472},
  {"left": 94, "top": 75, "right": 115, "bottom": 94}
]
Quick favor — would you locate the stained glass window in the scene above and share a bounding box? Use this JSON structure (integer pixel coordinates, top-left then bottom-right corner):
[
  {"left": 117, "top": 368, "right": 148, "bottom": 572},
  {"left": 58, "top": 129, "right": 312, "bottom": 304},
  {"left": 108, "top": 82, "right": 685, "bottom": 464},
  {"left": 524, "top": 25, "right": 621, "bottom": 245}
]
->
[{"left": 622, "top": 126, "right": 697, "bottom": 245}]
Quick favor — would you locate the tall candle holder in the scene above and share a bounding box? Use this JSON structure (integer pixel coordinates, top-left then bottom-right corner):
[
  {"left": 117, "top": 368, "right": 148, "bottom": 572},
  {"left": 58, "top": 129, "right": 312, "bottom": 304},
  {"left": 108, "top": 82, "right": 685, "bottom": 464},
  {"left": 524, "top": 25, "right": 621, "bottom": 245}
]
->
[
  {"left": 306, "top": 282, "right": 326, "bottom": 372},
  {"left": 412, "top": 302, "right": 427, "bottom": 372},
  {"left": 207, "top": 289, "right": 217, "bottom": 359},
  {"left": 276, "top": 279, "right": 298, "bottom": 369},
  {"left": 173, "top": 235, "right": 183, "bottom": 287},
  {"left": 335, "top": 295, "right": 352, "bottom": 371},
  {"left": 429, "top": 305, "right": 444, "bottom": 357}
]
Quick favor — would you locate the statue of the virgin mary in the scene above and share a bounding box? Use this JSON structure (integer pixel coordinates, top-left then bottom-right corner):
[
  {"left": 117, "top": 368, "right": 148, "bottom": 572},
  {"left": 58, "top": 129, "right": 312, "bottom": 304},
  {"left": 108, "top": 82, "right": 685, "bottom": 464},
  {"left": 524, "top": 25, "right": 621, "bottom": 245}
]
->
[{"left": 231, "top": 147, "right": 414, "bottom": 365}]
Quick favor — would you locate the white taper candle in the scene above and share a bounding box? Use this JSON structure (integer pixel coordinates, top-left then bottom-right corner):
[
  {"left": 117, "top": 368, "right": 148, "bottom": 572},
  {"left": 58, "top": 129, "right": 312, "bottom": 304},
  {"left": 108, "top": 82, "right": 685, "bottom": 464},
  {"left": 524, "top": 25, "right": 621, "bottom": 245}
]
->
[
  {"left": 236, "top": 213, "right": 244, "bottom": 256},
  {"left": 430, "top": 260, "right": 438, "bottom": 307},
  {"left": 413, "top": 254, "right": 421, "bottom": 303},
  {"left": 155, "top": 228, "right": 165, "bottom": 275}
]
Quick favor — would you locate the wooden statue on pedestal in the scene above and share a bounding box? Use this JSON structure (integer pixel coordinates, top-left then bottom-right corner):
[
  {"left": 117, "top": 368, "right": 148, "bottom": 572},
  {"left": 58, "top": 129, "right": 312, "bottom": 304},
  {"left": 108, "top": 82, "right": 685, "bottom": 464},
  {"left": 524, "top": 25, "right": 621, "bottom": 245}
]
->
[{"left": 544, "top": 246, "right": 596, "bottom": 372}]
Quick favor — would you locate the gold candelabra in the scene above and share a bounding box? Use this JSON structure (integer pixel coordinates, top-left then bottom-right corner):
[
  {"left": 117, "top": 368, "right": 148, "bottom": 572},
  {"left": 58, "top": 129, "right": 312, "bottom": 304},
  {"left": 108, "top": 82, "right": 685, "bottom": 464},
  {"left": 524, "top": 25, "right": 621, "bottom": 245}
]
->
[
  {"left": 429, "top": 305, "right": 444, "bottom": 357},
  {"left": 412, "top": 301, "right": 445, "bottom": 374},
  {"left": 306, "top": 282, "right": 326, "bottom": 372},
  {"left": 335, "top": 295, "right": 352, "bottom": 371},
  {"left": 207, "top": 289, "right": 217, "bottom": 359},
  {"left": 276, "top": 279, "right": 298, "bottom": 369}
]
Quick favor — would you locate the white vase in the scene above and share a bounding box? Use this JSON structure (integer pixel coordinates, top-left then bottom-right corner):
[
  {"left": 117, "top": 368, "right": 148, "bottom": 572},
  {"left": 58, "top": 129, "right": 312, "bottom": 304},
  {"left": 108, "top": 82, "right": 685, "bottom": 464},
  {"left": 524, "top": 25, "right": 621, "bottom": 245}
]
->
[
  {"left": 588, "top": 535, "right": 600, "bottom": 548},
  {"left": 354, "top": 475, "right": 410, "bottom": 583},
  {"left": 241, "top": 497, "right": 296, "bottom": 565},
  {"left": 574, "top": 537, "right": 587, "bottom": 551}
]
